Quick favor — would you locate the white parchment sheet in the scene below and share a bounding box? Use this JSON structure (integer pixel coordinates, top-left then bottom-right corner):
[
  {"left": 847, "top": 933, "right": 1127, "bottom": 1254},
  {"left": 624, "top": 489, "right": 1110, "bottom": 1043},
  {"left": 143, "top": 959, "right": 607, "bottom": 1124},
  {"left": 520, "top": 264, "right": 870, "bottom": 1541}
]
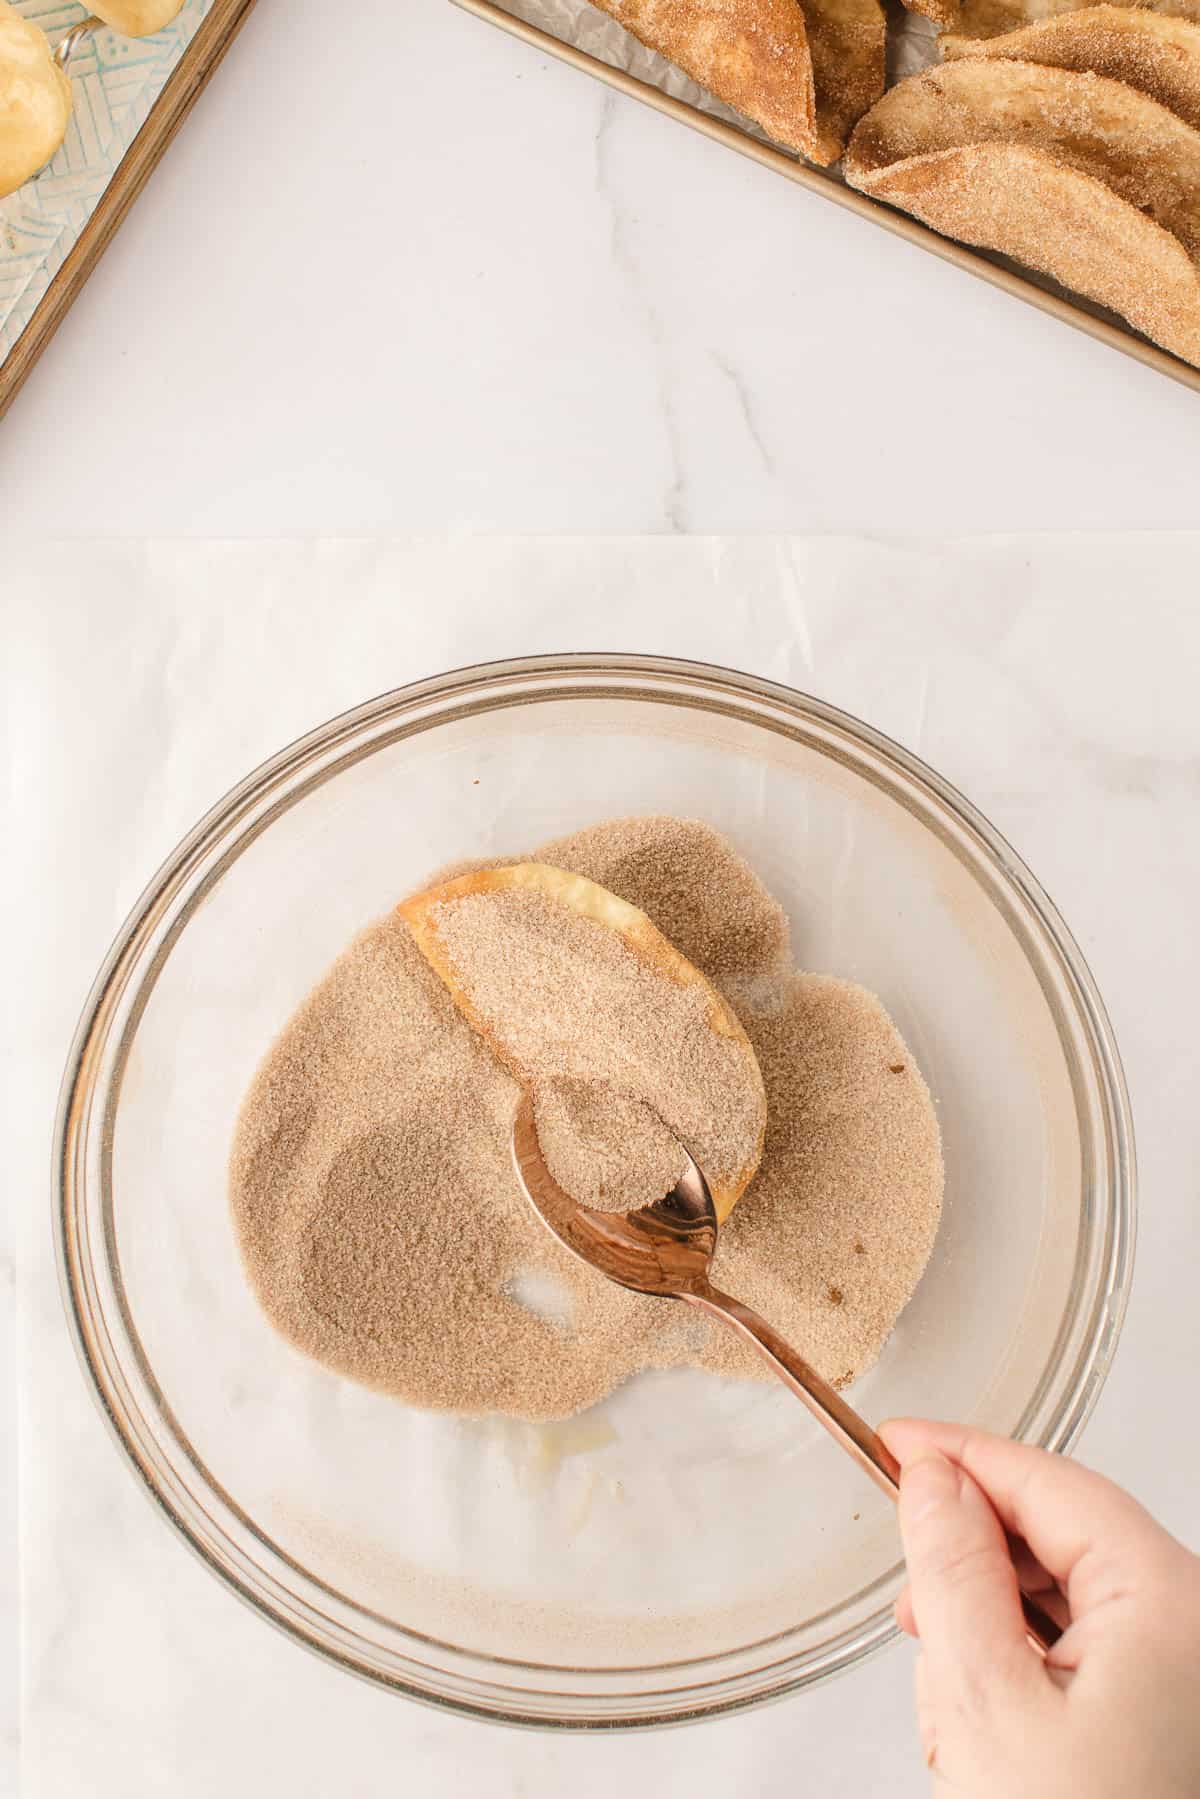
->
[{"left": 8, "top": 539, "right": 1200, "bottom": 1798}]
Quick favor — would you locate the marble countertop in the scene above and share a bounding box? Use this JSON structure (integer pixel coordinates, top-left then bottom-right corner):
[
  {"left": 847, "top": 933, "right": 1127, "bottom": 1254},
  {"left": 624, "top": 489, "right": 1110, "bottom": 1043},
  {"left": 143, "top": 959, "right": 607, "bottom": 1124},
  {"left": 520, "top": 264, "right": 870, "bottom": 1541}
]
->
[
  {"left": 10, "top": 541, "right": 1200, "bottom": 1797},
  {"left": 2, "top": 0, "right": 1200, "bottom": 534},
  {"left": 5, "top": 0, "right": 1200, "bottom": 1788}
]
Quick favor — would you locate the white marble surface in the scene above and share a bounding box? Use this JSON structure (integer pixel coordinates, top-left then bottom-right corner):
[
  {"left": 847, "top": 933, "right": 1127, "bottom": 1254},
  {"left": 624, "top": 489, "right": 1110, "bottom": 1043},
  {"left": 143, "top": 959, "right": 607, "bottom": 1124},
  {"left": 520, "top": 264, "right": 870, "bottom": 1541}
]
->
[
  {"left": 8, "top": 539, "right": 1200, "bottom": 1797},
  {"left": 2, "top": 0, "right": 1200, "bottom": 534}
]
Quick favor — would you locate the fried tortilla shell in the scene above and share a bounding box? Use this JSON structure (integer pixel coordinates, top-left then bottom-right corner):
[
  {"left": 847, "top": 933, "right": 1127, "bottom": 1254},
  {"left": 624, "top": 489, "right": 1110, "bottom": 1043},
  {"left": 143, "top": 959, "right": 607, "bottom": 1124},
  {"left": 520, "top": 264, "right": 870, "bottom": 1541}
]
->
[
  {"left": 400, "top": 861, "right": 766, "bottom": 1223},
  {"left": 590, "top": 0, "right": 883, "bottom": 163},
  {"left": 943, "top": 8, "right": 1200, "bottom": 130},
  {"left": 952, "top": 0, "right": 1200, "bottom": 44},
  {"left": 805, "top": 0, "right": 887, "bottom": 159},
  {"left": 590, "top": 0, "right": 818, "bottom": 155},
  {"left": 847, "top": 62, "right": 1200, "bottom": 253},
  {"left": 903, "top": 0, "right": 962, "bottom": 35},
  {"left": 844, "top": 63, "right": 1200, "bottom": 364}
]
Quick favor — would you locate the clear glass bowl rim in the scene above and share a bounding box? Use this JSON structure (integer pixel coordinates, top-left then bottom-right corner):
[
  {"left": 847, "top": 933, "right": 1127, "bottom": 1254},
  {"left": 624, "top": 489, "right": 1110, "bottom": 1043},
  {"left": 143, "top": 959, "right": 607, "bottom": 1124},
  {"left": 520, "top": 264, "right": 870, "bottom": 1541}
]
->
[{"left": 55, "top": 652, "right": 1137, "bottom": 1731}]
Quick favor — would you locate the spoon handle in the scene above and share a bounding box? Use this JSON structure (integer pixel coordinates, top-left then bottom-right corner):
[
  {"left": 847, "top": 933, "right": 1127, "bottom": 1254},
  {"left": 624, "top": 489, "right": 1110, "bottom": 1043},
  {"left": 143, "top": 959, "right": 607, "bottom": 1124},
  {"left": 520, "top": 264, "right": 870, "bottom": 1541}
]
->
[
  {"left": 690, "top": 1283, "right": 1061, "bottom": 1656},
  {"left": 691, "top": 1284, "right": 902, "bottom": 1492}
]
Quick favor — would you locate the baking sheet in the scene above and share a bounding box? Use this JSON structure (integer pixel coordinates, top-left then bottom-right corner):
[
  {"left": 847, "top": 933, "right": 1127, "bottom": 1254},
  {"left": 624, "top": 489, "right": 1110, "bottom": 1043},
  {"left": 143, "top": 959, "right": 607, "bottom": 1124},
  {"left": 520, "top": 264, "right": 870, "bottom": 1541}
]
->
[
  {"left": 0, "top": 1, "right": 211, "bottom": 363},
  {"left": 459, "top": 0, "right": 1200, "bottom": 392}
]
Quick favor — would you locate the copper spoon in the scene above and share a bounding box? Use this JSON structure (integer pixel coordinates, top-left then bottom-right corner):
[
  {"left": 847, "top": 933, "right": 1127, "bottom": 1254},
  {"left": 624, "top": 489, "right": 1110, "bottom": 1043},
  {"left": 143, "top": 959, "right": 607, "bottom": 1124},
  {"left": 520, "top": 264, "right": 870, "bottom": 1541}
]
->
[{"left": 511, "top": 1092, "right": 1060, "bottom": 1655}]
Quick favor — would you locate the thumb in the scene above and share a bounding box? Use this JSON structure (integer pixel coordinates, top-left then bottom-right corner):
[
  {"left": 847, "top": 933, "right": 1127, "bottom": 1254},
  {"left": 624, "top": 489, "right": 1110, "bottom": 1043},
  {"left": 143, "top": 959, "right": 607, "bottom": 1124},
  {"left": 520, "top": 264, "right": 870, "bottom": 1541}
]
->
[{"left": 899, "top": 1449, "right": 1038, "bottom": 1695}]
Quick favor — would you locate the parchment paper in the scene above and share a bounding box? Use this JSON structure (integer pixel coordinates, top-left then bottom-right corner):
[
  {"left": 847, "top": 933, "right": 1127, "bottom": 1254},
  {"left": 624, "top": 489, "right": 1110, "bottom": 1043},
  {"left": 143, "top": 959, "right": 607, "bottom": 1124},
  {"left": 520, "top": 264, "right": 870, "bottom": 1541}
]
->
[{"left": 10, "top": 537, "right": 1200, "bottom": 1798}]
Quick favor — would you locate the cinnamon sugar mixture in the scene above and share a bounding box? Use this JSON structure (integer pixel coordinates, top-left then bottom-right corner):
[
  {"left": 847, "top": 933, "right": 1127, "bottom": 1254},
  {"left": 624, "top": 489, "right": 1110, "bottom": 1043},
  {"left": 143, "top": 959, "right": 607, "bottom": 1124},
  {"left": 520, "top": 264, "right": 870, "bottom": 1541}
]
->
[{"left": 230, "top": 817, "right": 943, "bottom": 1419}]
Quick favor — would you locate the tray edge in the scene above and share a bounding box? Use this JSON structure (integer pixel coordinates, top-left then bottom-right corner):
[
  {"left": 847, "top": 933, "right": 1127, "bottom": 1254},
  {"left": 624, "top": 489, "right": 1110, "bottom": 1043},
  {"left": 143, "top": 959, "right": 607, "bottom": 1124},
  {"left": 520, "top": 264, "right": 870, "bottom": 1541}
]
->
[
  {"left": 453, "top": 0, "right": 1200, "bottom": 397},
  {"left": 0, "top": 0, "right": 261, "bottom": 425}
]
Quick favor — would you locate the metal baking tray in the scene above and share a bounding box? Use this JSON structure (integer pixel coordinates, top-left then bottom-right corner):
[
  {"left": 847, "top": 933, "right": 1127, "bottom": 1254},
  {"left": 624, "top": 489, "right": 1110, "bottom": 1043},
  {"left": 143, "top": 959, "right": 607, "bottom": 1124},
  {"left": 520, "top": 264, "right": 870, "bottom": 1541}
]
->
[
  {"left": 454, "top": 0, "right": 1200, "bottom": 395},
  {"left": 0, "top": 0, "right": 257, "bottom": 421}
]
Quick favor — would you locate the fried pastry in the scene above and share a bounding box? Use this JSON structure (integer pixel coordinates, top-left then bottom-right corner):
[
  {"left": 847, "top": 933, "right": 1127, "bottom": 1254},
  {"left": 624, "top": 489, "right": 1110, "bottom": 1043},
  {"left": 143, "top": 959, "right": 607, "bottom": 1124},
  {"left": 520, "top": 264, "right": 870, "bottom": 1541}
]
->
[
  {"left": 590, "top": 0, "right": 883, "bottom": 164},
  {"left": 901, "top": 0, "right": 963, "bottom": 37},
  {"left": 943, "top": 7, "right": 1200, "bottom": 130},
  {"left": 400, "top": 861, "right": 766, "bottom": 1223},
  {"left": 844, "top": 61, "right": 1200, "bottom": 364},
  {"left": 804, "top": 0, "right": 888, "bottom": 158},
  {"left": 951, "top": 0, "right": 1200, "bottom": 43}
]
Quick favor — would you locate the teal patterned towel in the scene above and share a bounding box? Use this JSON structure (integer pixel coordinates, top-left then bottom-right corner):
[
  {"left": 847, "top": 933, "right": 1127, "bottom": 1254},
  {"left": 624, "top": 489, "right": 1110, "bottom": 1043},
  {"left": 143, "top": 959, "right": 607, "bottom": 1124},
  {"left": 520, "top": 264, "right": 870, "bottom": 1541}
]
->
[{"left": 1, "top": 0, "right": 210, "bottom": 366}]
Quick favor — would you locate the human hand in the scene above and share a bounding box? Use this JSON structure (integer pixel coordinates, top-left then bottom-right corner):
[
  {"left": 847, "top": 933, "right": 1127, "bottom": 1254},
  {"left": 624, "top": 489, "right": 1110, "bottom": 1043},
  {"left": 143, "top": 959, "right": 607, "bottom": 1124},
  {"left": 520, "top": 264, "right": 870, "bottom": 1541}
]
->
[{"left": 879, "top": 1419, "right": 1200, "bottom": 1798}]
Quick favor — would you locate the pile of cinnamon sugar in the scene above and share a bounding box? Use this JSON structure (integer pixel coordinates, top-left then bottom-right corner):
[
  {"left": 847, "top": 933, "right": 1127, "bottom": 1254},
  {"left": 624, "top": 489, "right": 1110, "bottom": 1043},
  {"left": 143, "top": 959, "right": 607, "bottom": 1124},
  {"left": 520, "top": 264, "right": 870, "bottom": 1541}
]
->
[{"left": 230, "top": 816, "right": 943, "bottom": 1419}]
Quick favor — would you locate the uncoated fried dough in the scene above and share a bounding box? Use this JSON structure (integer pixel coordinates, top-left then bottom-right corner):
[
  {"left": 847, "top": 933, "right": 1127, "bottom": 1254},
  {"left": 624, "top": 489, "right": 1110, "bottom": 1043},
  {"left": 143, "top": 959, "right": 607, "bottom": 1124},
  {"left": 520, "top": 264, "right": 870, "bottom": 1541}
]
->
[
  {"left": 588, "top": 0, "right": 883, "bottom": 163},
  {"left": 0, "top": 0, "right": 71, "bottom": 199},
  {"left": 844, "top": 63, "right": 1200, "bottom": 365},
  {"left": 942, "top": 8, "right": 1200, "bottom": 132},
  {"left": 952, "top": 0, "right": 1200, "bottom": 44}
]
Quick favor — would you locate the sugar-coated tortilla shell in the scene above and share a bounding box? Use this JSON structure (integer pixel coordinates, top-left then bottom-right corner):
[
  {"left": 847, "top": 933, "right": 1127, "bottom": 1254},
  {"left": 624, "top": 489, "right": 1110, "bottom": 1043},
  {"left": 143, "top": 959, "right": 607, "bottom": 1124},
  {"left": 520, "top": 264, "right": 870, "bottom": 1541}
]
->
[
  {"left": 953, "top": 0, "right": 1200, "bottom": 42},
  {"left": 805, "top": 0, "right": 886, "bottom": 161},
  {"left": 903, "top": 0, "right": 962, "bottom": 34},
  {"left": 943, "top": 8, "right": 1200, "bottom": 130},
  {"left": 589, "top": 0, "right": 819, "bottom": 158},
  {"left": 846, "top": 61, "right": 1200, "bottom": 259},
  {"left": 0, "top": 0, "right": 71, "bottom": 198},
  {"left": 399, "top": 862, "right": 766, "bottom": 1222},
  {"left": 845, "top": 136, "right": 1200, "bottom": 365}
]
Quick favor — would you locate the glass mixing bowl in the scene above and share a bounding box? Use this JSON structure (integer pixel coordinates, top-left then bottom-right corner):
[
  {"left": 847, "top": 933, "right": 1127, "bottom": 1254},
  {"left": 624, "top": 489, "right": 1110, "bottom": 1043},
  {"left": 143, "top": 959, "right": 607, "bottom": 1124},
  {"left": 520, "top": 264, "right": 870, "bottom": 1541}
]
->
[{"left": 56, "top": 655, "right": 1135, "bottom": 1728}]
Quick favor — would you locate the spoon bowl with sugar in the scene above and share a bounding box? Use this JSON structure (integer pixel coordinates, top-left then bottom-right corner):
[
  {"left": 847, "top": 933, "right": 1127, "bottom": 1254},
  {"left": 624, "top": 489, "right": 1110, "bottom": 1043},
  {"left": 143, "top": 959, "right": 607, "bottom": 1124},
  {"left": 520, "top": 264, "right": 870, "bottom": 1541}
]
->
[{"left": 512, "top": 1091, "right": 1061, "bottom": 1657}]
